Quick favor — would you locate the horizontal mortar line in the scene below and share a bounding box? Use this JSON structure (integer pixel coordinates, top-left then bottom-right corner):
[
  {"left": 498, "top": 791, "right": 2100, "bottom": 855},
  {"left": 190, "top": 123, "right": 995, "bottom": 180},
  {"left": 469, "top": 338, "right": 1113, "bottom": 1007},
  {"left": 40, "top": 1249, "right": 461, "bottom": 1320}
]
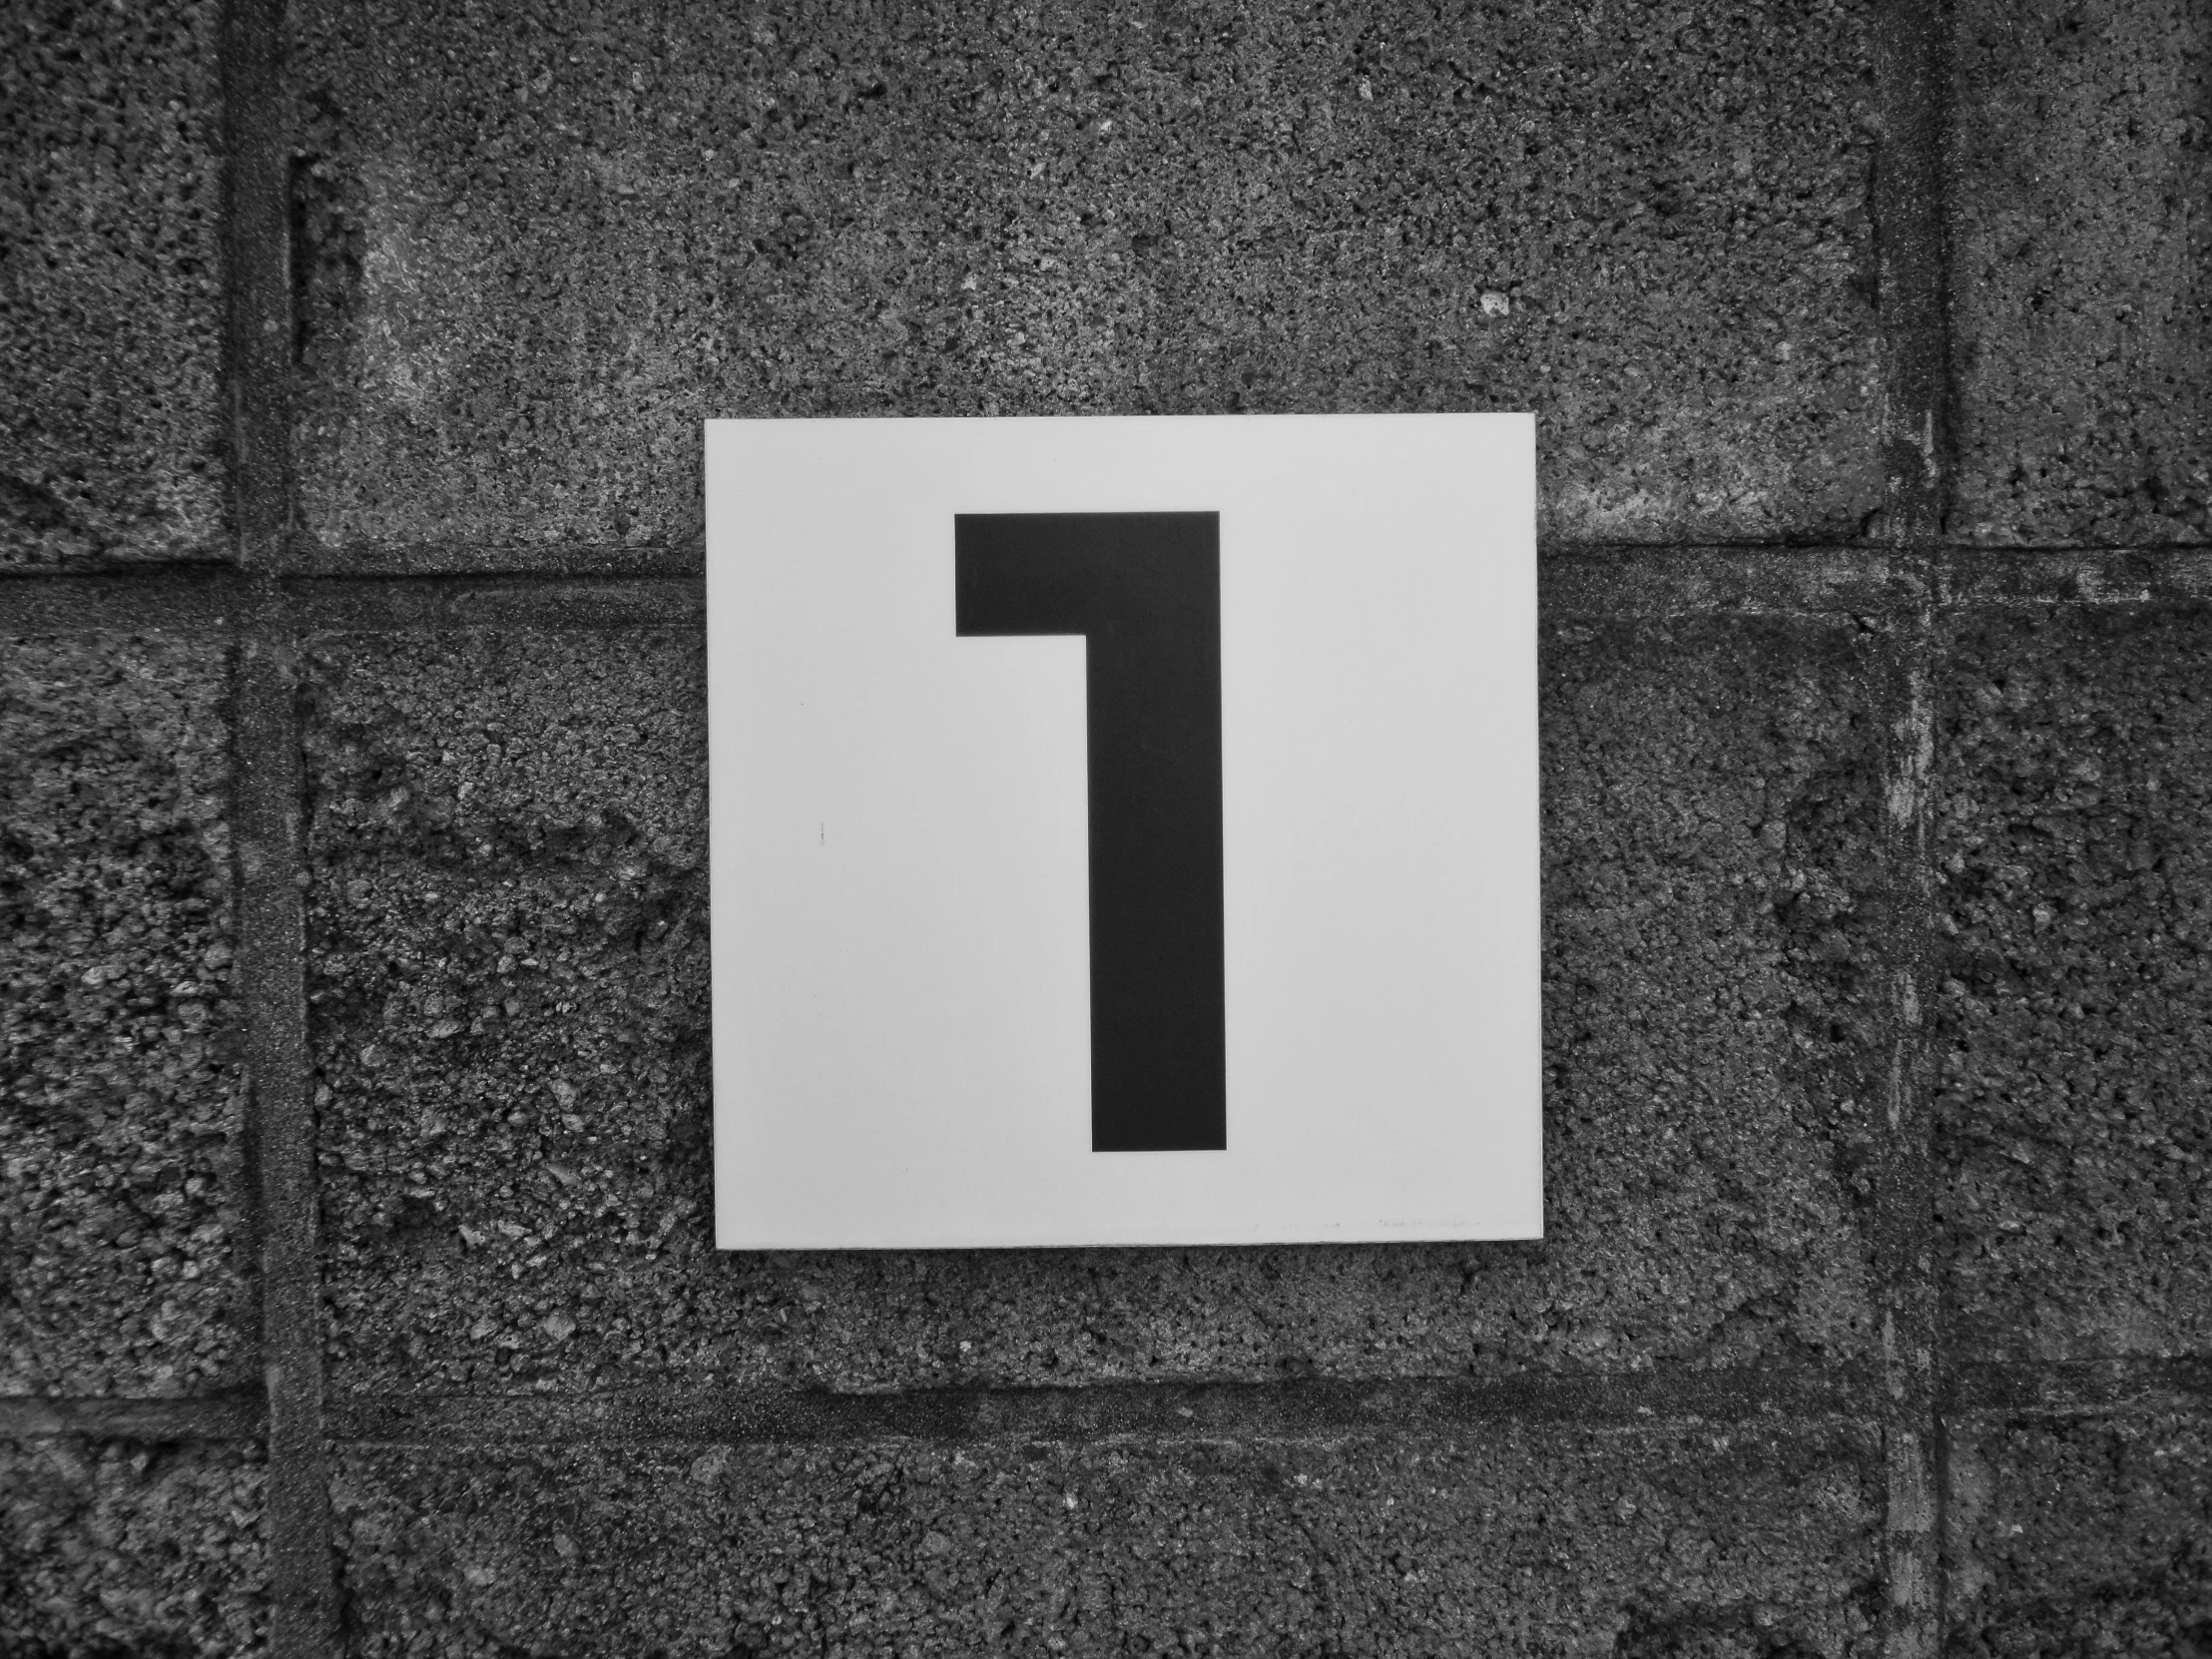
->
[
  {"left": 286, "top": 542, "right": 708, "bottom": 580},
  {"left": 289, "top": 538, "right": 1875, "bottom": 580},
  {"left": 0, "top": 569, "right": 705, "bottom": 636},
  {"left": 325, "top": 1366, "right": 1880, "bottom": 1449},
  {"left": 0, "top": 564, "right": 249, "bottom": 634},
  {"left": 1546, "top": 545, "right": 2212, "bottom": 616},
  {"left": 285, "top": 534, "right": 2212, "bottom": 577},
  {"left": 288, "top": 549, "right": 1927, "bottom": 629},
  {"left": 284, "top": 573, "right": 706, "bottom": 633},
  {"left": 7, "top": 1359, "right": 2195, "bottom": 1447},
  {"left": 1932, "top": 547, "right": 2212, "bottom": 607},
  {"left": 1540, "top": 545, "right": 1930, "bottom": 616},
  {"left": 283, "top": 537, "right": 1920, "bottom": 580},
  {"left": 1943, "top": 1357, "right": 2212, "bottom": 1418},
  {"left": 10, "top": 547, "right": 2212, "bottom": 636},
  {"left": 0, "top": 1391, "right": 268, "bottom": 1440}
]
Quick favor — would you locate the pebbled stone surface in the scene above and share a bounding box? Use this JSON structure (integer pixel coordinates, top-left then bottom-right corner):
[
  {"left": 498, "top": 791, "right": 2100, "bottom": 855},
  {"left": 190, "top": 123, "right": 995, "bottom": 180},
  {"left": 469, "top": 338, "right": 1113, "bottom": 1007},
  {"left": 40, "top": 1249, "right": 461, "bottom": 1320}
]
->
[
  {"left": 0, "top": 0, "right": 229, "bottom": 565},
  {"left": 287, "top": 0, "right": 1883, "bottom": 568},
  {"left": 1947, "top": 0, "right": 2211, "bottom": 544},
  {"left": 1934, "top": 608, "right": 2212, "bottom": 1364},
  {"left": 333, "top": 1420, "right": 1880, "bottom": 1658},
  {"left": 1946, "top": 1411, "right": 2212, "bottom": 1658},
  {"left": 0, "top": 1436, "right": 266, "bottom": 1658},
  {"left": 306, "top": 615, "right": 1881, "bottom": 1394},
  {"left": 0, "top": 637, "right": 247, "bottom": 1395}
]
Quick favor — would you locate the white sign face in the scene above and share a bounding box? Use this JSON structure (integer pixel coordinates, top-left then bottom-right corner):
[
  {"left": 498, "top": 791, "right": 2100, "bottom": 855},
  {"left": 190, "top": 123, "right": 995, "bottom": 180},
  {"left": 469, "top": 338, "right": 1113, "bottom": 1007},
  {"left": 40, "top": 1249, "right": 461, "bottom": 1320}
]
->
[{"left": 708, "top": 413, "right": 1538, "bottom": 1249}]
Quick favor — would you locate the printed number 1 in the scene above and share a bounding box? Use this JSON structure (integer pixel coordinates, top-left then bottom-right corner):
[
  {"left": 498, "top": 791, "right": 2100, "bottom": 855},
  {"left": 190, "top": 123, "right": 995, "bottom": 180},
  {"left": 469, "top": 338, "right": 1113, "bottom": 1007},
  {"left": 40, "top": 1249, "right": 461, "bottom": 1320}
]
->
[{"left": 955, "top": 513, "right": 1227, "bottom": 1152}]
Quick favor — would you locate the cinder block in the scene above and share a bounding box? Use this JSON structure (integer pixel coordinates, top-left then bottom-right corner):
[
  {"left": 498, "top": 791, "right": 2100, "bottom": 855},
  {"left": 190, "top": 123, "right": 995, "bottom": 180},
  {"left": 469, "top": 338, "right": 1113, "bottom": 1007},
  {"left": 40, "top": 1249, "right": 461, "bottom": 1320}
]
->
[
  {"left": 1947, "top": 1412, "right": 2212, "bottom": 1656},
  {"left": 0, "top": 1437, "right": 265, "bottom": 1657},
  {"left": 306, "top": 614, "right": 1884, "bottom": 1393},
  {"left": 1948, "top": 0, "right": 2211, "bottom": 544},
  {"left": 287, "top": 0, "right": 1884, "bottom": 569},
  {"left": 333, "top": 1421, "right": 1879, "bottom": 1657},
  {"left": 1935, "top": 608, "right": 2212, "bottom": 1363},
  {"left": 0, "top": 0, "right": 229, "bottom": 565},
  {"left": 0, "top": 638, "right": 247, "bottom": 1395}
]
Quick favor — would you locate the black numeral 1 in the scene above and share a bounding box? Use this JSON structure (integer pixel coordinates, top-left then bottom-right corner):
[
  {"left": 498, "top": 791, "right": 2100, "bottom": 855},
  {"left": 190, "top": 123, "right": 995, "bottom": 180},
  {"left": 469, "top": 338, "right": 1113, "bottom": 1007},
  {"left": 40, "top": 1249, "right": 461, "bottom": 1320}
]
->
[{"left": 955, "top": 513, "right": 1227, "bottom": 1152}]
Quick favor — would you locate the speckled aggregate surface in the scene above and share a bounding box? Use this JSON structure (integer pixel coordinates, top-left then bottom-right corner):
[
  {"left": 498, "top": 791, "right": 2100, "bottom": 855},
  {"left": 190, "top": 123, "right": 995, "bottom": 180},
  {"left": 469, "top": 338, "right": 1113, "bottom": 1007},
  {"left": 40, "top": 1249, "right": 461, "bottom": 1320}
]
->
[
  {"left": 332, "top": 1421, "right": 1880, "bottom": 1658},
  {"left": 303, "top": 616, "right": 1882, "bottom": 1394},
  {"left": 1948, "top": 0, "right": 2211, "bottom": 543},
  {"left": 286, "top": 0, "right": 1885, "bottom": 566},
  {"left": 0, "top": 0, "right": 230, "bottom": 565},
  {"left": 5, "top": 0, "right": 2212, "bottom": 1649},
  {"left": 1946, "top": 1413, "right": 2212, "bottom": 1658},
  {"left": 0, "top": 1436, "right": 266, "bottom": 1657},
  {"left": 1934, "top": 608, "right": 2212, "bottom": 1362},
  {"left": 0, "top": 637, "right": 247, "bottom": 1395}
]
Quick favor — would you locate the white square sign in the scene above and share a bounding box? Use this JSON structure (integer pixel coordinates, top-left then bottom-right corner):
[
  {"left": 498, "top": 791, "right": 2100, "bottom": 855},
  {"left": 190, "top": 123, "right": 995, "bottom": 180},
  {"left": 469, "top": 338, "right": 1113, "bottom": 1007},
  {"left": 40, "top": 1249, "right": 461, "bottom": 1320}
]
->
[{"left": 708, "top": 413, "right": 1539, "bottom": 1249}]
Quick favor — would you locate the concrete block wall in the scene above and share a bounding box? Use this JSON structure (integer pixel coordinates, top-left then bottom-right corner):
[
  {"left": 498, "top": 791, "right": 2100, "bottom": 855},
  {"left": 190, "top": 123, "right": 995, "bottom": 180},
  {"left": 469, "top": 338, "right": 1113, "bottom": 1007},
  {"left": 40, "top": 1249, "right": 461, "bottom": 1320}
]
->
[{"left": 1, "top": 0, "right": 2204, "bottom": 1654}]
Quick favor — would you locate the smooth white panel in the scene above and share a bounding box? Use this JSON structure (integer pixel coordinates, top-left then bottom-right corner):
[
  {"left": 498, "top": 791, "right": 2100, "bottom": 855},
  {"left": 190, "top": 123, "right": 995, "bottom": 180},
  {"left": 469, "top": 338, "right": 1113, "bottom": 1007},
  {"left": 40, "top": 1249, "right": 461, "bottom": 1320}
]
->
[{"left": 708, "top": 413, "right": 1538, "bottom": 1248}]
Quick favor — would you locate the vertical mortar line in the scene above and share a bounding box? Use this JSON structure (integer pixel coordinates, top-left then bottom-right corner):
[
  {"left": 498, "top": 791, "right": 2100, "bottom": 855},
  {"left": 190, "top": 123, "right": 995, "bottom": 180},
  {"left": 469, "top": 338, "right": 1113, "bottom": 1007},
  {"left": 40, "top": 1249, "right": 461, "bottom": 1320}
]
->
[
  {"left": 1874, "top": 594, "right": 1941, "bottom": 1659},
  {"left": 1870, "top": 0, "right": 1956, "bottom": 1645},
  {"left": 223, "top": 0, "right": 333, "bottom": 1650},
  {"left": 1872, "top": 0, "right": 1958, "bottom": 543},
  {"left": 220, "top": 0, "right": 292, "bottom": 570},
  {"left": 235, "top": 605, "right": 337, "bottom": 1657}
]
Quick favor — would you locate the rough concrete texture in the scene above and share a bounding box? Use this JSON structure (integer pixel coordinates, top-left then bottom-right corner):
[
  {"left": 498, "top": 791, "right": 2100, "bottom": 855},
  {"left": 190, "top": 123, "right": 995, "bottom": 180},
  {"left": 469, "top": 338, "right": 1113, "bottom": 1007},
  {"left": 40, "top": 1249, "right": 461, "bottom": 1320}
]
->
[
  {"left": 0, "top": 0, "right": 230, "bottom": 565},
  {"left": 287, "top": 0, "right": 1883, "bottom": 567},
  {"left": 1946, "top": 1411, "right": 2212, "bottom": 1657},
  {"left": 1947, "top": 0, "right": 2211, "bottom": 544},
  {"left": 0, "top": 637, "right": 247, "bottom": 1395},
  {"left": 0, "top": 1435, "right": 266, "bottom": 1657},
  {"left": 1934, "top": 607, "right": 2212, "bottom": 1363},
  {"left": 305, "top": 616, "right": 1881, "bottom": 1393},
  {"left": 332, "top": 1421, "right": 1879, "bottom": 1657}
]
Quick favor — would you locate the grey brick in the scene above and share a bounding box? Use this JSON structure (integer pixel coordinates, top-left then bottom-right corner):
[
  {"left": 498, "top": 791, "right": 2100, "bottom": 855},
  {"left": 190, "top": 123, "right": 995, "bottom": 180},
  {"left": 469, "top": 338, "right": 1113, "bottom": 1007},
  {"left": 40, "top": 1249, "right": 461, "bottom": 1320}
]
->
[
  {"left": 1934, "top": 607, "right": 2212, "bottom": 1363},
  {"left": 1948, "top": 0, "right": 2211, "bottom": 544},
  {"left": 0, "top": 0, "right": 230, "bottom": 565},
  {"left": 1946, "top": 1411, "right": 2212, "bottom": 1658},
  {"left": 287, "top": 0, "right": 1884, "bottom": 569},
  {"left": 305, "top": 615, "right": 1882, "bottom": 1394},
  {"left": 0, "top": 637, "right": 248, "bottom": 1395},
  {"left": 334, "top": 1421, "right": 1881, "bottom": 1658},
  {"left": 0, "top": 1436, "right": 266, "bottom": 1658}
]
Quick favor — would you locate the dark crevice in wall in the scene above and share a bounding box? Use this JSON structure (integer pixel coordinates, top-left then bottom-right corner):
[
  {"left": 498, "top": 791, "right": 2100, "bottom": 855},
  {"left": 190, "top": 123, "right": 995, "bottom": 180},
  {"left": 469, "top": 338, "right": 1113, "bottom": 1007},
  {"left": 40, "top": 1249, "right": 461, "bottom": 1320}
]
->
[{"left": 286, "top": 133, "right": 360, "bottom": 404}]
